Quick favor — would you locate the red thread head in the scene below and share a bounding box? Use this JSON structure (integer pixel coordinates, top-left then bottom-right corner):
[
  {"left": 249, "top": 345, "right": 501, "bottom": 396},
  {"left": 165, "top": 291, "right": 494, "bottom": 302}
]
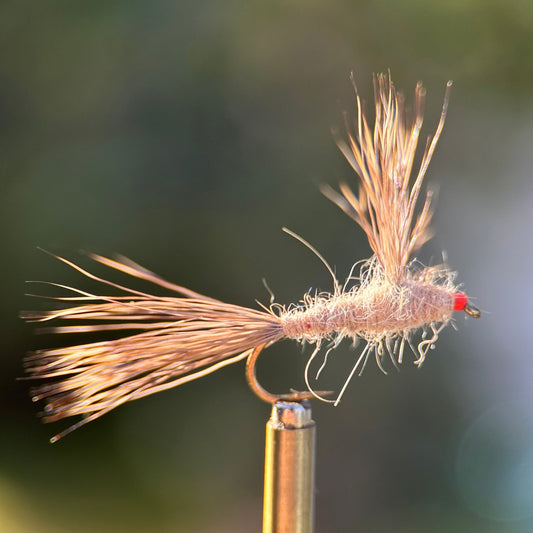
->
[
  {"left": 453, "top": 292, "right": 481, "bottom": 318},
  {"left": 454, "top": 292, "right": 468, "bottom": 312}
]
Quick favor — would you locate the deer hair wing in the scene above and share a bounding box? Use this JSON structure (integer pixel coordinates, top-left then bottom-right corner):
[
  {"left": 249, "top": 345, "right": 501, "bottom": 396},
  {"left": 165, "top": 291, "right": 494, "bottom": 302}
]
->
[{"left": 323, "top": 73, "right": 451, "bottom": 282}]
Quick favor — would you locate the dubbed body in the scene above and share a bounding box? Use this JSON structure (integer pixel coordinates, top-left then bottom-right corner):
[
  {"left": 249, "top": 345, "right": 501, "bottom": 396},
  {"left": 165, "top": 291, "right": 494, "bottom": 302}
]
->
[{"left": 281, "top": 278, "right": 455, "bottom": 341}]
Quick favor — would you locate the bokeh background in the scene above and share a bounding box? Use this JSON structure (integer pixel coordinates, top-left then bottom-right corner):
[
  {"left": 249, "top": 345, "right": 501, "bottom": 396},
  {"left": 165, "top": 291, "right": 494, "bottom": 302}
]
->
[{"left": 1, "top": 1, "right": 532, "bottom": 531}]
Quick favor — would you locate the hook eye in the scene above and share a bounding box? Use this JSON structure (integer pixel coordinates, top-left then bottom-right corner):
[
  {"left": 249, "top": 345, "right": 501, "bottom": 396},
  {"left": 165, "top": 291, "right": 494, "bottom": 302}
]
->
[{"left": 464, "top": 303, "right": 481, "bottom": 318}]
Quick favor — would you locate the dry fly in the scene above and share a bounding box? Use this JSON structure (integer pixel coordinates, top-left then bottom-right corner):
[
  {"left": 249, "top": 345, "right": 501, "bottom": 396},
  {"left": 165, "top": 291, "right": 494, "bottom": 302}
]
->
[{"left": 23, "top": 73, "right": 480, "bottom": 442}]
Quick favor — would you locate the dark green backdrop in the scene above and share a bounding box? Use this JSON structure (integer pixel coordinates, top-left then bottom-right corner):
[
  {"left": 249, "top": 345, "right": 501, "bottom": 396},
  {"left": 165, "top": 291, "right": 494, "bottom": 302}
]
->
[{"left": 1, "top": 1, "right": 532, "bottom": 532}]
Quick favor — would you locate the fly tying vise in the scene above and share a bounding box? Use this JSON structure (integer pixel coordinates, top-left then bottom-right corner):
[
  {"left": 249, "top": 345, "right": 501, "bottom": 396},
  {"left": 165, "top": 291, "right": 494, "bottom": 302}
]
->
[{"left": 23, "top": 73, "right": 480, "bottom": 441}]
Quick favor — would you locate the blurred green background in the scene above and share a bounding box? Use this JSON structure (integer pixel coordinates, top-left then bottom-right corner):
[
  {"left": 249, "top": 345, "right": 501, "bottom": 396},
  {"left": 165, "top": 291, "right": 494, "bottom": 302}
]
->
[{"left": 2, "top": 0, "right": 533, "bottom": 531}]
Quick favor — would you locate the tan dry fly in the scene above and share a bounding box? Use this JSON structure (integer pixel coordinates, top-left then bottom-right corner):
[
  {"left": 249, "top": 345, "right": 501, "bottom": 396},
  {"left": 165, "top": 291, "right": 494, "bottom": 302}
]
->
[{"left": 23, "top": 73, "right": 480, "bottom": 442}]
